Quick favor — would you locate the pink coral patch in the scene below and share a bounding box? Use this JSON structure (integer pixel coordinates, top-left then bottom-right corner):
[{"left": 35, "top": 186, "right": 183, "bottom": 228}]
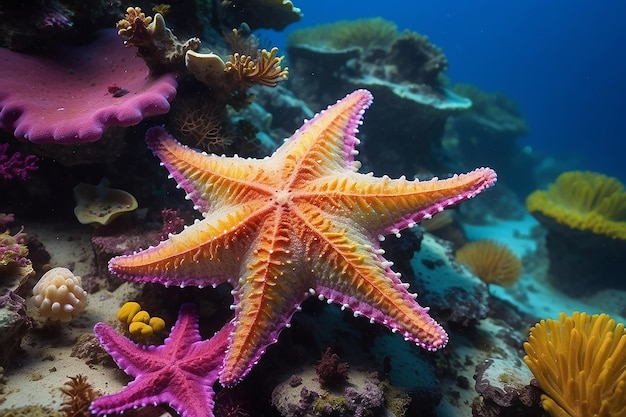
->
[{"left": 0, "top": 29, "right": 177, "bottom": 144}]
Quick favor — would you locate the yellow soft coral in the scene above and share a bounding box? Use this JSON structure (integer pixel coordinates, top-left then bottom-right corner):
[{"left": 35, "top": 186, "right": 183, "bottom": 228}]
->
[
  {"left": 523, "top": 312, "right": 626, "bottom": 417},
  {"left": 455, "top": 239, "right": 521, "bottom": 287},
  {"left": 526, "top": 171, "right": 626, "bottom": 239},
  {"left": 225, "top": 47, "right": 288, "bottom": 87}
]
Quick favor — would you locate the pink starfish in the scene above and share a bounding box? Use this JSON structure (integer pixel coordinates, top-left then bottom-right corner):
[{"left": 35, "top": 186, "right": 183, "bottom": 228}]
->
[{"left": 90, "top": 303, "right": 230, "bottom": 417}]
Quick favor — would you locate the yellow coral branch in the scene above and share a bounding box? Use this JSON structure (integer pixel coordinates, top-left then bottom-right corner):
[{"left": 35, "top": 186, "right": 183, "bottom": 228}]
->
[
  {"left": 225, "top": 47, "right": 288, "bottom": 87},
  {"left": 116, "top": 6, "right": 152, "bottom": 38}
]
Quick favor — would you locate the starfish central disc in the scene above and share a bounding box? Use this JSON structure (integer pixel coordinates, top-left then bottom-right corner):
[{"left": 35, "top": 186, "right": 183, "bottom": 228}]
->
[
  {"left": 274, "top": 189, "right": 292, "bottom": 205},
  {"left": 109, "top": 89, "right": 497, "bottom": 386}
]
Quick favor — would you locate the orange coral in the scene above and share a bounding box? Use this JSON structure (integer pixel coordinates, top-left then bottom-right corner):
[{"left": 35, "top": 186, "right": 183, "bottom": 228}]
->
[
  {"left": 225, "top": 47, "right": 288, "bottom": 87},
  {"left": 524, "top": 312, "right": 626, "bottom": 417},
  {"left": 455, "top": 239, "right": 521, "bottom": 287}
]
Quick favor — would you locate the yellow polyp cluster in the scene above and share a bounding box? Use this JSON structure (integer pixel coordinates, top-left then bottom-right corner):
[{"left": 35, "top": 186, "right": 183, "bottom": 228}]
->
[{"left": 117, "top": 301, "right": 166, "bottom": 338}]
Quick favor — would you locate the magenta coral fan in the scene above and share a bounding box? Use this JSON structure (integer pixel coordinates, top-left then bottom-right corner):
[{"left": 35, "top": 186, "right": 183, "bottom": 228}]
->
[{"left": 0, "top": 29, "right": 177, "bottom": 144}]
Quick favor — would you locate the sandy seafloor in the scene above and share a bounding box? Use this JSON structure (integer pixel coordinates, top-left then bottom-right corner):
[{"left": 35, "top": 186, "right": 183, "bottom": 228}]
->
[{"left": 1, "top": 214, "right": 625, "bottom": 416}]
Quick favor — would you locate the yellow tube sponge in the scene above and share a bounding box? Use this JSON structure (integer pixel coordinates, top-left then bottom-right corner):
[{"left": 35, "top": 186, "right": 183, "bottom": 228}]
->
[
  {"left": 523, "top": 312, "right": 626, "bottom": 417},
  {"left": 455, "top": 239, "right": 521, "bottom": 287},
  {"left": 526, "top": 171, "right": 626, "bottom": 239},
  {"left": 31, "top": 267, "right": 88, "bottom": 322}
]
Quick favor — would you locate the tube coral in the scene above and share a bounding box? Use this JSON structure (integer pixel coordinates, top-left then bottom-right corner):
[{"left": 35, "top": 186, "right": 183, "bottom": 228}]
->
[{"left": 523, "top": 312, "right": 626, "bottom": 417}]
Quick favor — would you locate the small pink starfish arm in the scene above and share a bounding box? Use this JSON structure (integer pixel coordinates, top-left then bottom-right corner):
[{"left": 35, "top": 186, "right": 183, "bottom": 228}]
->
[
  {"left": 109, "top": 89, "right": 497, "bottom": 385},
  {"left": 90, "top": 304, "right": 230, "bottom": 417}
]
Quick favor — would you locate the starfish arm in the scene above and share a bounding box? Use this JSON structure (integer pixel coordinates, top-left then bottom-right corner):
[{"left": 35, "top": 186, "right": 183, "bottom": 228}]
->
[
  {"left": 109, "top": 204, "right": 265, "bottom": 287},
  {"left": 146, "top": 126, "right": 276, "bottom": 214},
  {"left": 273, "top": 90, "right": 372, "bottom": 186},
  {"left": 219, "top": 213, "right": 310, "bottom": 386},
  {"left": 93, "top": 323, "right": 166, "bottom": 377},
  {"left": 294, "top": 202, "right": 447, "bottom": 349},
  {"left": 90, "top": 372, "right": 218, "bottom": 417},
  {"left": 301, "top": 167, "right": 497, "bottom": 235}
]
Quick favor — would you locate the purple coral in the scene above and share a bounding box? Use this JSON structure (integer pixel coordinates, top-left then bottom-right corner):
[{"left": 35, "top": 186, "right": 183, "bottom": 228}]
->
[{"left": 0, "top": 143, "right": 38, "bottom": 180}]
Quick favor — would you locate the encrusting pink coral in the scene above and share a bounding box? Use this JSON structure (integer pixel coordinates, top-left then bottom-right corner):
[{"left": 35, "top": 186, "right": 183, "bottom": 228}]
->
[{"left": 0, "top": 29, "right": 177, "bottom": 144}]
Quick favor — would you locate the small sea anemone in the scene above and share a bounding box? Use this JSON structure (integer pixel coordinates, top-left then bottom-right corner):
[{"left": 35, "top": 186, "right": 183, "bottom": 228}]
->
[
  {"left": 523, "top": 312, "right": 626, "bottom": 417},
  {"left": 455, "top": 239, "right": 521, "bottom": 287},
  {"left": 31, "top": 267, "right": 87, "bottom": 322}
]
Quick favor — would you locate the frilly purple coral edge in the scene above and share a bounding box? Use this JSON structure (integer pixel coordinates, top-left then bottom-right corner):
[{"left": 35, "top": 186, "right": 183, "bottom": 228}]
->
[{"left": 0, "top": 29, "right": 177, "bottom": 144}]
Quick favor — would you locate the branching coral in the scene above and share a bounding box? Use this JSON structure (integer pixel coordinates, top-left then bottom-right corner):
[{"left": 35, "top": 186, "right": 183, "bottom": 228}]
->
[
  {"left": 116, "top": 6, "right": 152, "bottom": 39},
  {"left": 117, "top": 6, "right": 200, "bottom": 74},
  {"left": 526, "top": 171, "right": 626, "bottom": 239},
  {"left": 59, "top": 374, "right": 99, "bottom": 417},
  {"left": 0, "top": 143, "right": 38, "bottom": 181},
  {"left": 523, "top": 312, "right": 626, "bottom": 417},
  {"left": 225, "top": 47, "right": 289, "bottom": 87},
  {"left": 316, "top": 348, "right": 350, "bottom": 388},
  {"left": 455, "top": 239, "right": 521, "bottom": 287},
  {"left": 185, "top": 45, "right": 288, "bottom": 112},
  {"left": 171, "top": 97, "right": 233, "bottom": 152}
]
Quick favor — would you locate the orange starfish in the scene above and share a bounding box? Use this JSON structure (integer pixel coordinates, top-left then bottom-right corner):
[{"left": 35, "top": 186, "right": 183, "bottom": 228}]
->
[{"left": 110, "top": 89, "right": 497, "bottom": 385}]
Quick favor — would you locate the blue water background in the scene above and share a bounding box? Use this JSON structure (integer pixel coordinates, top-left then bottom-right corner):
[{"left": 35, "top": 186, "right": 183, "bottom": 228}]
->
[{"left": 261, "top": 1, "right": 626, "bottom": 183}]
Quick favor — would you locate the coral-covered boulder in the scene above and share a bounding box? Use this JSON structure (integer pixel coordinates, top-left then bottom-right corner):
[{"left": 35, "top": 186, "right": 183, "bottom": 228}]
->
[
  {"left": 526, "top": 171, "right": 626, "bottom": 295},
  {"left": 0, "top": 29, "right": 177, "bottom": 144},
  {"left": 287, "top": 19, "right": 470, "bottom": 176}
]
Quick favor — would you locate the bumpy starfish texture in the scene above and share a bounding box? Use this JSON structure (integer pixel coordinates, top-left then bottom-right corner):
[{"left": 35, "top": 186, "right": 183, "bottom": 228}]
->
[
  {"left": 110, "top": 89, "right": 497, "bottom": 385},
  {"left": 90, "top": 303, "right": 229, "bottom": 417}
]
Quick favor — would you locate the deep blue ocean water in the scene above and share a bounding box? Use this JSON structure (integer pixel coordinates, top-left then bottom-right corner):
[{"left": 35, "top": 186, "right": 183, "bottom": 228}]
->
[{"left": 262, "top": 1, "right": 626, "bottom": 183}]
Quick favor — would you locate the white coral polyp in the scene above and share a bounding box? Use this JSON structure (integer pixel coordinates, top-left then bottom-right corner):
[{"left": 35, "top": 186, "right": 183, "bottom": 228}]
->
[{"left": 32, "top": 267, "right": 88, "bottom": 322}]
